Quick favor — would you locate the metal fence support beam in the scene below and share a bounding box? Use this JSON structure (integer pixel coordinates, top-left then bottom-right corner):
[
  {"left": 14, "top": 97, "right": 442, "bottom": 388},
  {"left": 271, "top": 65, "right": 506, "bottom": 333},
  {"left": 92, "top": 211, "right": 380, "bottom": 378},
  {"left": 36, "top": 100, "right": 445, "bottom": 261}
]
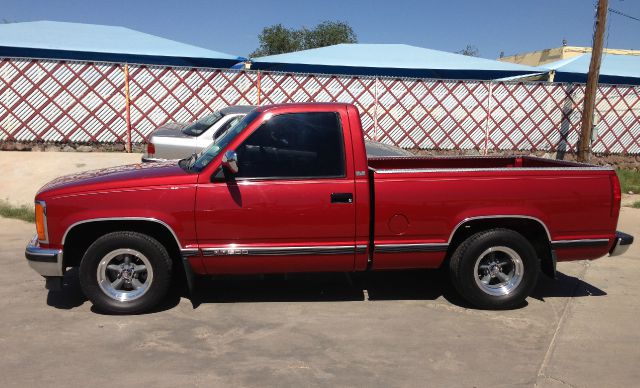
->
[
  {"left": 123, "top": 63, "right": 132, "bottom": 153},
  {"left": 484, "top": 81, "right": 494, "bottom": 155},
  {"left": 374, "top": 77, "right": 380, "bottom": 141}
]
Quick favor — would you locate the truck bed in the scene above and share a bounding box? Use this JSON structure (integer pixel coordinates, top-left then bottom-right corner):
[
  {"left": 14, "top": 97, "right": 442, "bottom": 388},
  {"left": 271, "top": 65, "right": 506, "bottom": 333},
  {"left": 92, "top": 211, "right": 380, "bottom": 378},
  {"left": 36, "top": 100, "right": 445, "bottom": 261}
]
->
[{"left": 368, "top": 155, "right": 618, "bottom": 270}]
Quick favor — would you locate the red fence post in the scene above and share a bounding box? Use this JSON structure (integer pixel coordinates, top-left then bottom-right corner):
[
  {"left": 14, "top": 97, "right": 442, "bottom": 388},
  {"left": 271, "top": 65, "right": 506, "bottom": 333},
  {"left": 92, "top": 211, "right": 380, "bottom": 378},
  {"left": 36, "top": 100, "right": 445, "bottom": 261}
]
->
[{"left": 123, "top": 63, "right": 132, "bottom": 153}]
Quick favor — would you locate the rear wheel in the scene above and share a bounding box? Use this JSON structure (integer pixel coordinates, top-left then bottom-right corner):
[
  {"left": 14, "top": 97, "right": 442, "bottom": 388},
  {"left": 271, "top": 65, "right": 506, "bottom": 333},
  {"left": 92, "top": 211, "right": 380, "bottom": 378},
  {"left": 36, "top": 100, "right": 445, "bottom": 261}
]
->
[
  {"left": 79, "top": 231, "right": 172, "bottom": 314},
  {"left": 449, "top": 228, "right": 539, "bottom": 309}
]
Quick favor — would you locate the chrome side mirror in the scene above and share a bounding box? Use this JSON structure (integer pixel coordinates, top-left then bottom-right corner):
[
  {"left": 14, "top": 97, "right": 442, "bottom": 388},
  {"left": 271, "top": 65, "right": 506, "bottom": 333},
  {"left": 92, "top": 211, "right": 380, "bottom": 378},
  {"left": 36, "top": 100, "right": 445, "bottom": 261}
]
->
[{"left": 221, "top": 150, "right": 239, "bottom": 174}]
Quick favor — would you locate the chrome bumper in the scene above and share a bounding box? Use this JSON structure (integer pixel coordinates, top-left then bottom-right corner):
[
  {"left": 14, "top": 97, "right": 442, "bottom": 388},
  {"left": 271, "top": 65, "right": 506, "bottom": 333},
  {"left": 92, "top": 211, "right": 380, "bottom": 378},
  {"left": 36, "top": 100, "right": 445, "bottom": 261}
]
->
[
  {"left": 25, "top": 234, "right": 64, "bottom": 277},
  {"left": 609, "top": 231, "right": 634, "bottom": 257}
]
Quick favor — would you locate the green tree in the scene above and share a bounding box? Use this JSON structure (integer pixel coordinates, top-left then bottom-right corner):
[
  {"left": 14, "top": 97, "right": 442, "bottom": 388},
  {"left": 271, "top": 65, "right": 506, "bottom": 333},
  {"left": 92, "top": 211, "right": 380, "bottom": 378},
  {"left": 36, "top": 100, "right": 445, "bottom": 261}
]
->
[
  {"left": 251, "top": 21, "right": 357, "bottom": 57},
  {"left": 457, "top": 44, "right": 480, "bottom": 57},
  {"left": 305, "top": 21, "right": 357, "bottom": 50}
]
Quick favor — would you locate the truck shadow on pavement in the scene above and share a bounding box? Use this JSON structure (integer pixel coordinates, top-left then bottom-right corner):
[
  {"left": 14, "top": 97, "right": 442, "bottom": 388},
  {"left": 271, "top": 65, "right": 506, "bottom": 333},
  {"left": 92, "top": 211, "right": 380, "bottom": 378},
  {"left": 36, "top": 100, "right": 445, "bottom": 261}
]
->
[
  {"left": 189, "top": 268, "right": 606, "bottom": 311},
  {"left": 46, "top": 268, "right": 86, "bottom": 309},
  {"left": 46, "top": 268, "right": 606, "bottom": 313}
]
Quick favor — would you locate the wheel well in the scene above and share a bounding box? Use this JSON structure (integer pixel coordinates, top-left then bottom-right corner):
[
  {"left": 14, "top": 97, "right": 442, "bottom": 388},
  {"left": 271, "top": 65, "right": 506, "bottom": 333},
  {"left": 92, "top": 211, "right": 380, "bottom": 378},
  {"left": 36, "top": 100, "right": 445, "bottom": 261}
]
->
[
  {"left": 63, "top": 220, "right": 181, "bottom": 268},
  {"left": 446, "top": 218, "right": 554, "bottom": 277}
]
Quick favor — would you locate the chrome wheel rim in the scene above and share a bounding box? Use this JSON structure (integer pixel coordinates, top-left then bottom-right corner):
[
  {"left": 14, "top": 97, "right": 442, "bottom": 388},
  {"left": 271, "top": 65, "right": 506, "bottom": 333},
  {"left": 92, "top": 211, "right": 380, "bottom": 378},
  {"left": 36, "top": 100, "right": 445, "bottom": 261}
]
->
[
  {"left": 473, "top": 246, "right": 523, "bottom": 296},
  {"left": 97, "top": 248, "right": 153, "bottom": 302}
]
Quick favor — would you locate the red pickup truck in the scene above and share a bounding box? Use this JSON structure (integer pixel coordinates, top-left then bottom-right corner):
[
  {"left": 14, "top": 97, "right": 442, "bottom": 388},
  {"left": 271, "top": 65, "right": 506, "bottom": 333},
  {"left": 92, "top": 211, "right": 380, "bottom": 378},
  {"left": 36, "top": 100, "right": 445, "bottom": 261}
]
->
[{"left": 26, "top": 103, "right": 633, "bottom": 314}]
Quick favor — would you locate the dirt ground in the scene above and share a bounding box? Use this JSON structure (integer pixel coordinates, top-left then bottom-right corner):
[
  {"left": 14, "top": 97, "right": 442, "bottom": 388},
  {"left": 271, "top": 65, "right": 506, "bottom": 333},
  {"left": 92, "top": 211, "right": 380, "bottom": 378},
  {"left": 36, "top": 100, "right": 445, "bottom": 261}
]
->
[
  {"left": 0, "top": 150, "right": 639, "bottom": 387},
  {"left": 0, "top": 151, "right": 142, "bottom": 205}
]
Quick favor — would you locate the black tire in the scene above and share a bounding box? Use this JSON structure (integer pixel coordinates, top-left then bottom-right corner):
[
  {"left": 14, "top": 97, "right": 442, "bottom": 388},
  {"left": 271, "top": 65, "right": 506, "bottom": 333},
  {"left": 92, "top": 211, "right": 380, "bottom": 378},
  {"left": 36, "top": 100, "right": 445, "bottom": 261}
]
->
[
  {"left": 449, "top": 228, "right": 540, "bottom": 309},
  {"left": 79, "top": 231, "right": 172, "bottom": 314}
]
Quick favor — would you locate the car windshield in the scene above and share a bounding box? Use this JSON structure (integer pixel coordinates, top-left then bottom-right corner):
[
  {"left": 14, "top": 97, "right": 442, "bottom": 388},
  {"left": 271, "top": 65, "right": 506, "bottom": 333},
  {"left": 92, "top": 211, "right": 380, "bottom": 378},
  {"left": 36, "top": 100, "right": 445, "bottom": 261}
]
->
[
  {"left": 181, "top": 111, "right": 224, "bottom": 136},
  {"left": 189, "top": 110, "right": 260, "bottom": 172}
]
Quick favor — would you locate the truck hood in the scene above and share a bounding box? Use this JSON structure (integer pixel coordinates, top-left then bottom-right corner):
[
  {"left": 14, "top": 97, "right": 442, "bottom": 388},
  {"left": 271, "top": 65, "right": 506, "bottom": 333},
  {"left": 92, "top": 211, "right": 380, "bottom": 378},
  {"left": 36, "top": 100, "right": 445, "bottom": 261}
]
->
[{"left": 37, "top": 161, "right": 198, "bottom": 198}]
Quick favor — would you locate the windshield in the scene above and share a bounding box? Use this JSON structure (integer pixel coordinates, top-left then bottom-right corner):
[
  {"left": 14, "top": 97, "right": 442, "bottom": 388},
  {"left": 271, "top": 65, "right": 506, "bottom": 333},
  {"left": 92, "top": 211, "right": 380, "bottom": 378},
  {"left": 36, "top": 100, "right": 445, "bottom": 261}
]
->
[
  {"left": 189, "top": 110, "right": 260, "bottom": 172},
  {"left": 182, "top": 111, "right": 224, "bottom": 136}
]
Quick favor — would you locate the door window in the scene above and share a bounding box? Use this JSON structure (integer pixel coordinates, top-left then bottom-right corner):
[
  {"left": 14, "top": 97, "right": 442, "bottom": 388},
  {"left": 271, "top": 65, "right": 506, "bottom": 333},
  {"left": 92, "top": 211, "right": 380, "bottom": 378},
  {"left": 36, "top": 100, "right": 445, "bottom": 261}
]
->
[{"left": 235, "top": 112, "right": 345, "bottom": 179}]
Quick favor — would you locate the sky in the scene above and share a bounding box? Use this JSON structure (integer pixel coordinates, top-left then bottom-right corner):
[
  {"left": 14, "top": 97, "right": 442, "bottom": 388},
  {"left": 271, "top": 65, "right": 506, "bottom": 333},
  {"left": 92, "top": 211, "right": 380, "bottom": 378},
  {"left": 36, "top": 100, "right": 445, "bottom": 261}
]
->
[{"left": 3, "top": 0, "right": 640, "bottom": 59}]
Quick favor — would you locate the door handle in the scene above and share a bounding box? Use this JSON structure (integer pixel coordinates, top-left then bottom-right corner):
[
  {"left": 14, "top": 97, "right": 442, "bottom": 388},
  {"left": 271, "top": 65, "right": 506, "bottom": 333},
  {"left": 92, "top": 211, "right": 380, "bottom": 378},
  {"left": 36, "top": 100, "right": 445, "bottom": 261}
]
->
[{"left": 331, "top": 192, "right": 353, "bottom": 204}]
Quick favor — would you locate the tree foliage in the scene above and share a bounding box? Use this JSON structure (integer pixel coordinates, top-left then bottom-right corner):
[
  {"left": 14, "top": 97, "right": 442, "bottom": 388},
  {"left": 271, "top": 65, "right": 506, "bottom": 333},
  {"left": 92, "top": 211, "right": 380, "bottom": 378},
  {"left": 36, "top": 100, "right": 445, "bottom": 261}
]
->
[
  {"left": 251, "top": 21, "right": 357, "bottom": 57},
  {"left": 457, "top": 44, "right": 480, "bottom": 57}
]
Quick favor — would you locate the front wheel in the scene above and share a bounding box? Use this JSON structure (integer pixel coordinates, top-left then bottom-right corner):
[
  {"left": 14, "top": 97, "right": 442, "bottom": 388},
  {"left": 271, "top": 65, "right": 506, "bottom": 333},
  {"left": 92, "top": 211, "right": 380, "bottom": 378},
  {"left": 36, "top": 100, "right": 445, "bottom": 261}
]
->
[
  {"left": 79, "top": 231, "right": 172, "bottom": 314},
  {"left": 449, "top": 228, "right": 540, "bottom": 309}
]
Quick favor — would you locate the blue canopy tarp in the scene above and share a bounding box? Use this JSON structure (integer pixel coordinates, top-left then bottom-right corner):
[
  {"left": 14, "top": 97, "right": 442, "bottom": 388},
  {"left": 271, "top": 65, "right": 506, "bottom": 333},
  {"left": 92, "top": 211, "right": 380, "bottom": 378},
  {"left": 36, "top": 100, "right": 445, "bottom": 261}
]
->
[
  {"left": 251, "top": 44, "right": 540, "bottom": 80},
  {"left": 0, "top": 21, "right": 244, "bottom": 68},
  {"left": 542, "top": 53, "right": 640, "bottom": 86}
]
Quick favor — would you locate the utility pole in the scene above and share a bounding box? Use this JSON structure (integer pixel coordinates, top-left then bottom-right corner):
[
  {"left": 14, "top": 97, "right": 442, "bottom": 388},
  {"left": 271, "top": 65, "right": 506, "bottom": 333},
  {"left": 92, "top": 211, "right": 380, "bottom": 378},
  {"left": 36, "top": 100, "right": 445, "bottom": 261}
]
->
[{"left": 577, "top": 0, "right": 608, "bottom": 162}]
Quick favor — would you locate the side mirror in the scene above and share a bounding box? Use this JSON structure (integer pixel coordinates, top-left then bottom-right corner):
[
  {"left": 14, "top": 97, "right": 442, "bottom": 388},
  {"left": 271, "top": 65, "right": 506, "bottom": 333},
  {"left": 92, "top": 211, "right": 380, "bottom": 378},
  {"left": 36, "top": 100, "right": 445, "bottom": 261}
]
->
[{"left": 221, "top": 150, "right": 239, "bottom": 174}]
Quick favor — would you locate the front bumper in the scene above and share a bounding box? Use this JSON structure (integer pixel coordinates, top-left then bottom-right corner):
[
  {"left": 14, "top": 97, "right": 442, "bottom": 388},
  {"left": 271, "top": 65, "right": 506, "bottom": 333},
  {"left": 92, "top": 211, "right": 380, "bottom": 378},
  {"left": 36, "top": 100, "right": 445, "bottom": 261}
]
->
[
  {"left": 25, "top": 234, "right": 64, "bottom": 277},
  {"left": 609, "top": 231, "right": 634, "bottom": 257}
]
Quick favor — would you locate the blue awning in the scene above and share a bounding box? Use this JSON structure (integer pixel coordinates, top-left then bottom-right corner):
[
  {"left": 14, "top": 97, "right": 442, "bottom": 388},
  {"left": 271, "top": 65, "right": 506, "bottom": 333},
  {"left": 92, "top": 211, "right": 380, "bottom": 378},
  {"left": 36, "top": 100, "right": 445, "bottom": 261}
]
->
[
  {"left": 542, "top": 53, "right": 640, "bottom": 86},
  {"left": 251, "top": 44, "right": 540, "bottom": 80},
  {"left": 0, "top": 21, "right": 245, "bottom": 68}
]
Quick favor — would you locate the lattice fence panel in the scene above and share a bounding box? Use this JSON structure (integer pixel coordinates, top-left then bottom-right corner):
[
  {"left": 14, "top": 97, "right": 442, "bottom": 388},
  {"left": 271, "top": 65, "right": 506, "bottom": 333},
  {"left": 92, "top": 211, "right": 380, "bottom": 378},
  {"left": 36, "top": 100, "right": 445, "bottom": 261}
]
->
[
  {"left": 593, "top": 84, "right": 640, "bottom": 154},
  {"left": 128, "top": 66, "right": 257, "bottom": 142},
  {"left": 488, "top": 82, "right": 585, "bottom": 152},
  {"left": 376, "top": 78, "right": 489, "bottom": 149},
  {"left": 0, "top": 58, "right": 126, "bottom": 142},
  {"left": 259, "top": 72, "right": 377, "bottom": 139},
  {"left": 2, "top": 57, "right": 640, "bottom": 153}
]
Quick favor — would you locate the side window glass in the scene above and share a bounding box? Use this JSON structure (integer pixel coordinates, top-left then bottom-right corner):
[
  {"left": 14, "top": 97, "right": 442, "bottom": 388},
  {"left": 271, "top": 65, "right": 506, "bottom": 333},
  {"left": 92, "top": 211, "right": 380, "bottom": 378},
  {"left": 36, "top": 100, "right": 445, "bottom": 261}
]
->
[{"left": 235, "top": 112, "right": 345, "bottom": 179}]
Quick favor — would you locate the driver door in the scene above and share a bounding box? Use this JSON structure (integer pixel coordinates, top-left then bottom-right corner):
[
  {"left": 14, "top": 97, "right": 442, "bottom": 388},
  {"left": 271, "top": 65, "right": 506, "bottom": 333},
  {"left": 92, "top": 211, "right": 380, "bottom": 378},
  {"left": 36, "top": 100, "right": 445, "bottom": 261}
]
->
[{"left": 194, "top": 111, "right": 357, "bottom": 274}]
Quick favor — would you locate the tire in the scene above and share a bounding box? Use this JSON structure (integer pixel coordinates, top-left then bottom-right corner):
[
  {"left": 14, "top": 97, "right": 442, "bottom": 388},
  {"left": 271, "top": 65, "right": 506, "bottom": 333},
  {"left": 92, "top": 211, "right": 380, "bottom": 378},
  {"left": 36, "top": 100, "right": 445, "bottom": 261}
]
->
[
  {"left": 449, "top": 228, "right": 540, "bottom": 309},
  {"left": 79, "top": 231, "right": 172, "bottom": 314}
]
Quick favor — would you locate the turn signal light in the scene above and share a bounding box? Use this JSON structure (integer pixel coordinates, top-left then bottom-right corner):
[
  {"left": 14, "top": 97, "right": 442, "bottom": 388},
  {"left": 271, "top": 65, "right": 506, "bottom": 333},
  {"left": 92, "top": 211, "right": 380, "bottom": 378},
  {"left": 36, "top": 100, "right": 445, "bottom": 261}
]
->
[
  {"left": 35, "top": 202, "right": 46, "bottom": 241},
  {"left": 147, "top": 143, "right": 155, "bottom": 155}
]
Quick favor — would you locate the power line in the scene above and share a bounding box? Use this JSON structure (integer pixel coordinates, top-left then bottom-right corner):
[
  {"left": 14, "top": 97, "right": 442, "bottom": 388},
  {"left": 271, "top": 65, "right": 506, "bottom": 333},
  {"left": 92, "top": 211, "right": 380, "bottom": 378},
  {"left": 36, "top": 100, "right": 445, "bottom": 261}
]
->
[{"left": 608, "top": 7, "right": 640, "bottom": 22}]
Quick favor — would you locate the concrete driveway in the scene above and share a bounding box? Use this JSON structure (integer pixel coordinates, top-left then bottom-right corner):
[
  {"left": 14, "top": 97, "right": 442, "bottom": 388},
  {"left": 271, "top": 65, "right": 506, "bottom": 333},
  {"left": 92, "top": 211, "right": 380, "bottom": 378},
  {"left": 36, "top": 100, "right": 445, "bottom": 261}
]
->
[{"left": 1, "top": 208, "right": 638, "bottom": 387}]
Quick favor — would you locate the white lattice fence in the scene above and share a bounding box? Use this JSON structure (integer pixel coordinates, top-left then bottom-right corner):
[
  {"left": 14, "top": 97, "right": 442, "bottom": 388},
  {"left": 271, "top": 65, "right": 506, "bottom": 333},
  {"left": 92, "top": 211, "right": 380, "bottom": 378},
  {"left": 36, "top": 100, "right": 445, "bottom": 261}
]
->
[
  {"left": 1, "top": 57, "right": 640, "bottom": 154},
  {"left": 259, "top": 72, "right": 377, "bottom": 139},
  {"left": 488, "top": 82, "right": 585, "bottom": 152},
  {"left": 376, "top": 78, "right": 489, "bottom": 149},
  {"left": 487, "top": 82, "right": 640, "bottom": 154},
  {"left": 128, "top": 66, "right": 257, "bottom": 143},
  {"left": 0, "top": 58, "right": 126, "bottom": 142},
  {"left": 593, "top": 84, "right": 640, "bottom": 154}
]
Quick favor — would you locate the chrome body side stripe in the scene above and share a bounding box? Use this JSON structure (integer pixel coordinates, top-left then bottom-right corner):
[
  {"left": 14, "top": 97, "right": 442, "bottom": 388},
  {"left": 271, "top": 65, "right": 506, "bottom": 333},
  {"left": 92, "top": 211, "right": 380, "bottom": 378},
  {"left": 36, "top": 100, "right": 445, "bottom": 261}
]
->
[
  {"left": 180, "top": 248, "right": 200, "bottom": 257},
  {"left": 374, "top": 243, "right": 449, "bottom": 254},
  {"left": 201, "top": 245, "right": 365, "bottom": 257},
  {"left": 550, "top": 239, "right": 610, "bottom": 248}
]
